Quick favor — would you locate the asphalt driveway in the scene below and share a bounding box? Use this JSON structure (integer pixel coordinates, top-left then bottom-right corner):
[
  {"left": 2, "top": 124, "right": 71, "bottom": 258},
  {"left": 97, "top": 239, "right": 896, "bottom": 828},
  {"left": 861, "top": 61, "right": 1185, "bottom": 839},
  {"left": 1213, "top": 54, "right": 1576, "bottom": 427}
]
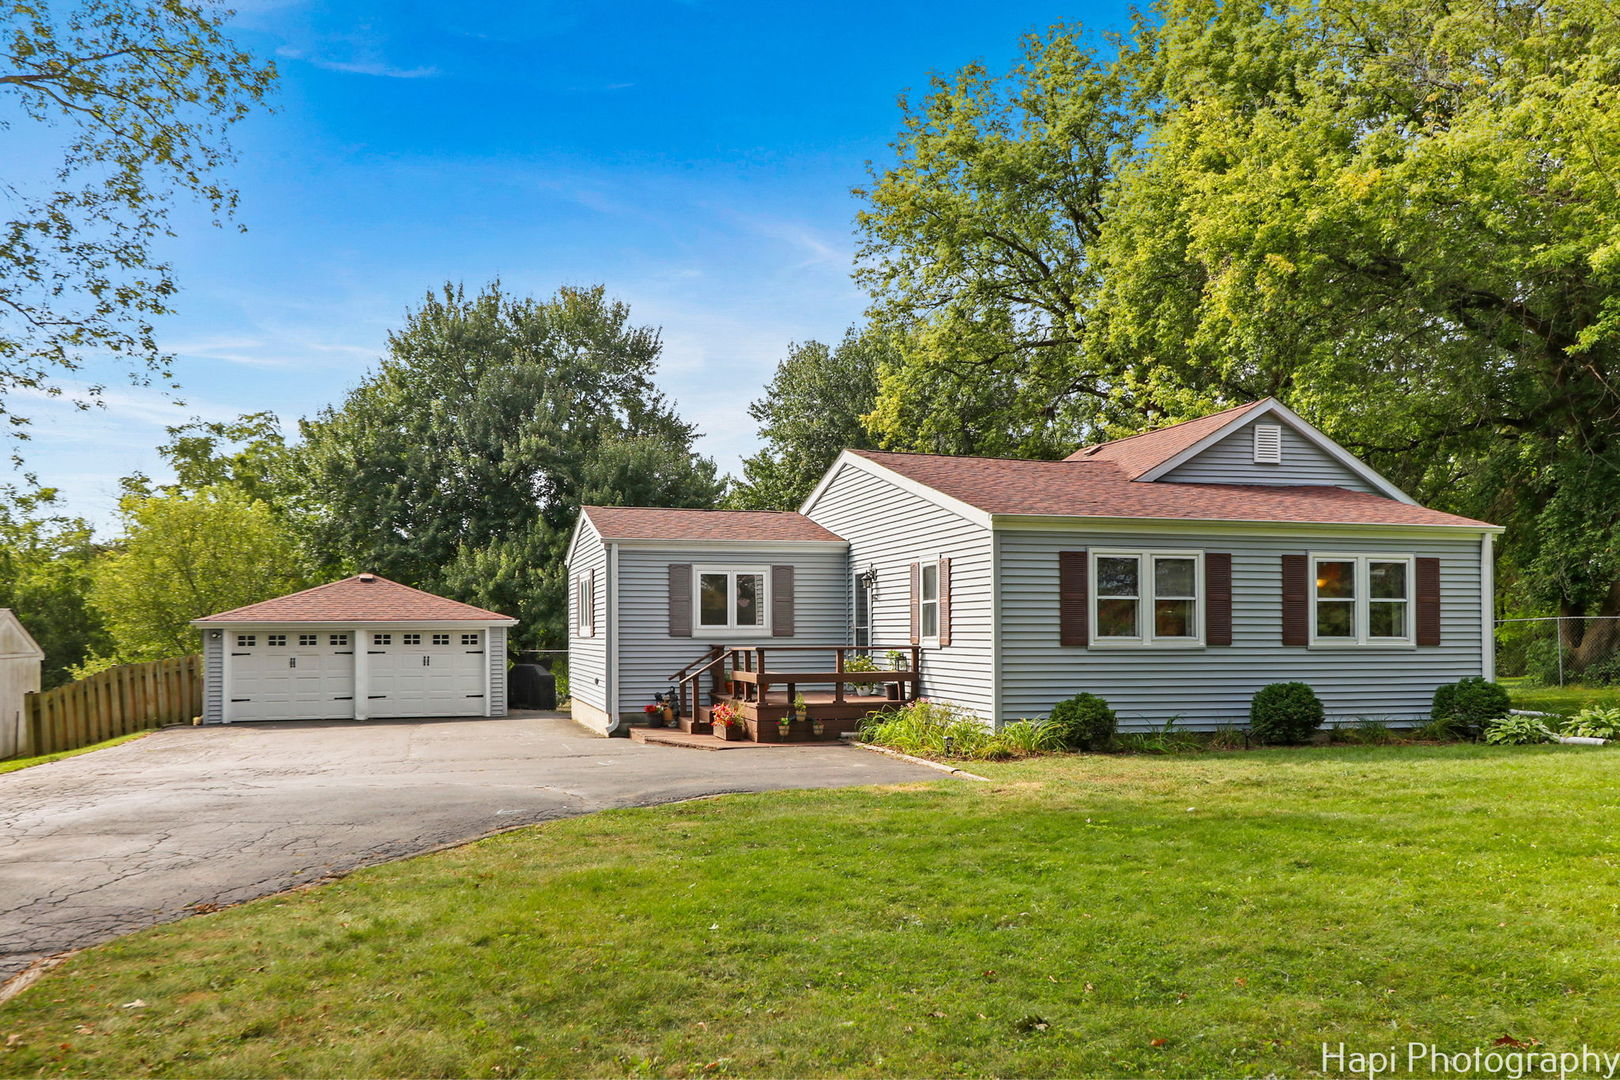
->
[{"left": 0, "top": 712, "right": 946, "bottom": 981}]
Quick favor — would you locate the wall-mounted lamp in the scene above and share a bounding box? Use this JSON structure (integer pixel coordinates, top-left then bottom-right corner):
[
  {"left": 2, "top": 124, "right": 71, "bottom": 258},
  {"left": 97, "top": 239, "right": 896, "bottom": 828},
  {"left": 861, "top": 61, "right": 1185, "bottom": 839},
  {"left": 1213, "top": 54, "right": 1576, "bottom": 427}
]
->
[
  {"left": 208, "top": 629, "right": 223, "bottom": 641},
  {"left": 859, "top": 566, "right": 878, "bottom": 590}
]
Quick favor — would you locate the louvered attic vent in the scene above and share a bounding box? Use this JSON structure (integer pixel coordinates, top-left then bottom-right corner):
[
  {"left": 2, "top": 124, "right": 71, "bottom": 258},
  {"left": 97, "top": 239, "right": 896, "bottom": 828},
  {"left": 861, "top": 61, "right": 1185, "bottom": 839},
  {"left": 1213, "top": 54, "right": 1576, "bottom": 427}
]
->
[{"left": 1253, "top": 424, "right": 1283, "bottom": 464}]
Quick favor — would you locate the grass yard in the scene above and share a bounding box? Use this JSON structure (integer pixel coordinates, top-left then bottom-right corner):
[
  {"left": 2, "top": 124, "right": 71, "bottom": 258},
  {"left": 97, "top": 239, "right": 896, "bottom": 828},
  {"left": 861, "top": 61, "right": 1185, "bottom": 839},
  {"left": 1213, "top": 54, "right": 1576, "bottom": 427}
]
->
[
  {"left": 1502, "top": 678, "right": 1620, "bottom": 716},
  {"left": 3, "top": 745, "right": 1620, "bottom": 1078},
  {"left": 0, "top": 731, "right": 151, "bottom": 775}
]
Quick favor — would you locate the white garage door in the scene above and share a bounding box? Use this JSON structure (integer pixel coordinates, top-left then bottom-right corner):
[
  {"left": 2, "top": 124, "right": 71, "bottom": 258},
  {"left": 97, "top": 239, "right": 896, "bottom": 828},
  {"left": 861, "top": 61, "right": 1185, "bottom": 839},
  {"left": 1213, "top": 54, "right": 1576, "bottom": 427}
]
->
[
  {"left": 227, "top": 631, "right": 356, "bottom": 722},
  {"left": 364, "top": 630, "right": 487, "bottom": 719}
]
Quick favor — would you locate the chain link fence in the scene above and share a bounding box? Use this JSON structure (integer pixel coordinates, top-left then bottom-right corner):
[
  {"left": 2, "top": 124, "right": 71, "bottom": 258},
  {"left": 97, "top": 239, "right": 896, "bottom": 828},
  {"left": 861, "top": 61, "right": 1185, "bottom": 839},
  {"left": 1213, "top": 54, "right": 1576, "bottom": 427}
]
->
[{"left": 1495, "top": 616, "right": 1620, "bottom": 687}]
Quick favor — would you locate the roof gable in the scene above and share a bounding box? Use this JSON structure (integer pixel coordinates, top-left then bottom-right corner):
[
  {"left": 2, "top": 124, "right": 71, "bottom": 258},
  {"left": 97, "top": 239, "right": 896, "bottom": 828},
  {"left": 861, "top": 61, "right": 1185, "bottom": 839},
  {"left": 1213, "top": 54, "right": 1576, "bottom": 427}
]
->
[
  {"left": 193, "top": 575, "right": 515, "bottom": 625},
  {"left": 1070, "top": 398, "right": 1413, "bottom": 503},
  {"left": 579, "top": 506, "right": 845, "bottom": 543},
  {"left": 0, "top": 609, "right": 44, "bottom": 660}
]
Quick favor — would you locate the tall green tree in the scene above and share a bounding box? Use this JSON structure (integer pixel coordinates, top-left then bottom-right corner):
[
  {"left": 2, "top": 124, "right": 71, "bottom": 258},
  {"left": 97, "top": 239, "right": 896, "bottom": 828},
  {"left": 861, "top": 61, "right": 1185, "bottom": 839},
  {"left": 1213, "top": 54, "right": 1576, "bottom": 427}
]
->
[
  {"left": 0, "top": 1, "right": 276, "bottom": 435},
  {"left": 726, "top": 328, "right": 887, "bottom": 511},
  {"left": 88, "top": 485, "right": 305, "bottom": 662},
  {"left": 292, "top": 282, "right": 722, "bottom": 648},
  {"left": 856, "top": 0, "right": 1620, "bottom": 629},
  {"left": 855, "top": 27, "right": 1140, "bottom": 456},
  {"left": 0, "top": 486, "right": 108, "bottom": 686}
]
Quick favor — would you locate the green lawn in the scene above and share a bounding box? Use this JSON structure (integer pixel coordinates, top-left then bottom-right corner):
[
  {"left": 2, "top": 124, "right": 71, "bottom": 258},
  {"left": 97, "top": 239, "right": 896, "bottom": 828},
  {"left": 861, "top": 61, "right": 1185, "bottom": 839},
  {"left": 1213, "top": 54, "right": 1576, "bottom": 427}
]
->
[
  {"left": 1502, "top": 678, "right": 1620, "bottom": 716},
  {"left": 0, "top": 731, "right": 151, "bottom": 775},
  {"left": 3, "top": 745, "right": 1619, "bottom": 1078}
]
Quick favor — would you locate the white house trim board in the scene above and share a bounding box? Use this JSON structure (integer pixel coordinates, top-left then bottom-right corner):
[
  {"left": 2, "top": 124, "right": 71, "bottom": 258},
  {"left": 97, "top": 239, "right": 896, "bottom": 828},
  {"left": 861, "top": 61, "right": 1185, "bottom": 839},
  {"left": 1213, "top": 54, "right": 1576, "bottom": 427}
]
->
[
  {"left": 800, "top": 453, "right": 994, "bottom": 529},
  {"left": 1132, "top": 398, "right": 1418, "bottom": 505},
  {"left": 1482, "top": 532, "right": 1496, "bottom": 680},
  {"left": 608, "top": 538, "right": 846, "bottom": 552},
  {"left": 607, "top": 539, "right": 621, "bottom": 735},
  {"left": 990, "top": 514, "right": 1502, "bottom": 538}
]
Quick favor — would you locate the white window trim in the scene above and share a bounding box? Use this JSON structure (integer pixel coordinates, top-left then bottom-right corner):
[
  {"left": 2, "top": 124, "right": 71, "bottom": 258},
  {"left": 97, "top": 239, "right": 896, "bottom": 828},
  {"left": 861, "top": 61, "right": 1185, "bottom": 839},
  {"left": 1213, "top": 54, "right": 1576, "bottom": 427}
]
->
[
  {"left": 918, "top": 558, "right": 942, "bottom": 645},
  {"left": 1308, "top": 552, "right": 1416, "bottom": 649},
  {"left": 693, "top": 564, "right": 772, "bottom": 636},
  {"left": 1089, "top": 549, "right": 1206, "bottom": 649}
]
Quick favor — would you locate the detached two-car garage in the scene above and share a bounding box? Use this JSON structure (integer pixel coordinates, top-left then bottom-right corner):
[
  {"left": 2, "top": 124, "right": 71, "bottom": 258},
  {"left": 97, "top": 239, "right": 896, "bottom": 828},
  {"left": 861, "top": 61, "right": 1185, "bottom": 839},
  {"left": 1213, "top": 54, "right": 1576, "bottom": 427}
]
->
[{"left": 192, "top": 574, "right": 516, "bottom": 724}]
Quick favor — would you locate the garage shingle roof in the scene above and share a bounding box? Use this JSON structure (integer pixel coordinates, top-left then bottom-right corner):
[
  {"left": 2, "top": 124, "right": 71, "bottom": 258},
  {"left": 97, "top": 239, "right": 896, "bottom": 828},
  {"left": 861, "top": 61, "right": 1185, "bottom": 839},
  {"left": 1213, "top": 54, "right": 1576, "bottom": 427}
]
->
[
  {"left": 851, "top": 450, "right": 1495, "bottom": 529},
  {"left": 581, "top": 506, "right": 845, "bottom": 542},
  {"left": 193, "top": 575, "right": 515, "bottom": 624}
]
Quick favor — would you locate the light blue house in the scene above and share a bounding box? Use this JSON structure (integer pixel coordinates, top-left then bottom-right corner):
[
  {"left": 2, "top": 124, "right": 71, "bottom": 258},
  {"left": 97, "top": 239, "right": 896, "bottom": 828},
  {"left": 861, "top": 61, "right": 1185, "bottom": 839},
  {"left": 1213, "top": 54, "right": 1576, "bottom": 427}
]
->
[{"left": 565, "top": 399, "right": 1500, "bottom": 737}]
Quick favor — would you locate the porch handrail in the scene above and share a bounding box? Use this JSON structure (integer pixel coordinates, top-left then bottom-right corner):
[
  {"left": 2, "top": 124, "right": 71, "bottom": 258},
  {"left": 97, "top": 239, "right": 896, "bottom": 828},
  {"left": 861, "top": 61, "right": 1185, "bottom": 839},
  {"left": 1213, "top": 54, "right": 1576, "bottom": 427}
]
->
[{"left": 667, "top": 644, "right": 725, "bottom": 682}]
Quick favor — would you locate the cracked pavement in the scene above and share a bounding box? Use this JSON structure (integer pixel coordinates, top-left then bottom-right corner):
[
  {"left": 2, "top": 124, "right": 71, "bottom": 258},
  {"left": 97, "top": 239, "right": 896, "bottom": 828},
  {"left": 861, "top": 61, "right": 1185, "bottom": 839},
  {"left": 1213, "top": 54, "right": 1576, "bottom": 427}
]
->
[{"left": 0, "top": 712, "right": 946, "bottom": 980}]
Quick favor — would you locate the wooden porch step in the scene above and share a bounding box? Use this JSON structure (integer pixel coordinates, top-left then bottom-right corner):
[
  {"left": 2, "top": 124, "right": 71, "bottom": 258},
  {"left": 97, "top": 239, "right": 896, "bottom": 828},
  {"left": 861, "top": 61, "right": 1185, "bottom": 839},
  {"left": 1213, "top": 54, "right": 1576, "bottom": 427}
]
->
[{"left": 628, "top": 728, "right": 812, "bottom": 751}]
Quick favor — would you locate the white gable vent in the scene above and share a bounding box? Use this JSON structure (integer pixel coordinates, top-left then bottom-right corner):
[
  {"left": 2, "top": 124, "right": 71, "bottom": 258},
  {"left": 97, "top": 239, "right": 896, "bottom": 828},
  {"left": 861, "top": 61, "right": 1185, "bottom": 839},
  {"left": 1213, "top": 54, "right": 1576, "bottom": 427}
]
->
[{"left": 1253, "top": 423, "right": 1283, "bottom": 464}]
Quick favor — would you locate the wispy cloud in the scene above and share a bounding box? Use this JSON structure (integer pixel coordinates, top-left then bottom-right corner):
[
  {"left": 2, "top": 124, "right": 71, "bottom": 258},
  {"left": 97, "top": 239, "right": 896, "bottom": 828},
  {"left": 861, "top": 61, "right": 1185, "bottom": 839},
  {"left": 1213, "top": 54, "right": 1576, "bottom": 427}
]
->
[{"left": 275, "top": 45, "right": 438, "bottom": 80}]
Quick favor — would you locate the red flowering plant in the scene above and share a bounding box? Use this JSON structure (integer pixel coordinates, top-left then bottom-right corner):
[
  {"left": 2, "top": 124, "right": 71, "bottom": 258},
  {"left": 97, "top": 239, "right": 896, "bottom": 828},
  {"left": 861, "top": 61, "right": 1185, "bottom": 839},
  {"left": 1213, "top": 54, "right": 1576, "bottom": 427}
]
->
[
  {"left": 643, "top": 703, "right": 659, "bottom": 715},
  {"left": 710, "top": 701, "right": 738, "bottom": 728}
]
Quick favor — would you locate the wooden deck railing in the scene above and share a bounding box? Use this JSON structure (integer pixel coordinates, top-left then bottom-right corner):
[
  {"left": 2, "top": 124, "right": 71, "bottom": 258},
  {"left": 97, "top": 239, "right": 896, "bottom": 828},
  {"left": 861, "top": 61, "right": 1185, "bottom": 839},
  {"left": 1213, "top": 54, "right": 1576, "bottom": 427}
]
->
[
  {"left": 669, "top": 644, "right": 921, "bottom": 721},
  {"left": 21, "top": 655, "right": 201, "bottom": 757}
]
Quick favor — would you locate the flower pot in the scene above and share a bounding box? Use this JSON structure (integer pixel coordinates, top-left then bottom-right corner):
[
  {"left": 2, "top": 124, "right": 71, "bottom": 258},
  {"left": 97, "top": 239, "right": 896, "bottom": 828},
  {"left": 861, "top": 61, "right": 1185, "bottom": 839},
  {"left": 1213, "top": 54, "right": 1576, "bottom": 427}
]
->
[
  {"left": 811, "top": 721, "right": 826, "bottom": 740},
  {"left": 885, "top": 682, "right": 902, "bottom": 701},
  {"left": 716, "top": 723, "right": 746, "bottom": 742}
]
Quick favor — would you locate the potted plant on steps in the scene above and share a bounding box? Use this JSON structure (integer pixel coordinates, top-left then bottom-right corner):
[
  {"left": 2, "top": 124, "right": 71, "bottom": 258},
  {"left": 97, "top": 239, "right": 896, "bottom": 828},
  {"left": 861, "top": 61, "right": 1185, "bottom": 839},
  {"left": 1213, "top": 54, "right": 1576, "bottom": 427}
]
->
[
  {"left": 710, "top": 701, "right": 745, "bottom": 741},
  {"left": 643, "top": 702, "right": 667, "bottom": 729}
]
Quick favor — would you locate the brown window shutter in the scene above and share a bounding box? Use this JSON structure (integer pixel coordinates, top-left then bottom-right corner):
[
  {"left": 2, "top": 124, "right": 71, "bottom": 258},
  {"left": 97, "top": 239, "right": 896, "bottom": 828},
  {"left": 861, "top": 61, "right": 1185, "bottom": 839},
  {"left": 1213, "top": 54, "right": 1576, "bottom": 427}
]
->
[
  {"left": 771, "top": 565, "right": 795, "bottom": 637},
  {"left": 937, "top": 557, "right": 952, "bottom": 647},
  {"left": 909, "top": 562, "right": 921, "bottom": 645},
  {"left": 1059, "top": 550, "right": 1089, "bottom": 647},
  {"left": 587, "top": 568, "right": 596, "bottom": 637},
  {"left": 1416, "top": 557, "right": 1442, "bottom": 645},
  {"left": 1205, "top": 553, "right": 1232, "bottom": 645},
  {"left": 668, "top": 563, "right": 693, "bottom": 637},
  {"left": 1281, "top": 554, "right": 1309, "bottom": 646}
]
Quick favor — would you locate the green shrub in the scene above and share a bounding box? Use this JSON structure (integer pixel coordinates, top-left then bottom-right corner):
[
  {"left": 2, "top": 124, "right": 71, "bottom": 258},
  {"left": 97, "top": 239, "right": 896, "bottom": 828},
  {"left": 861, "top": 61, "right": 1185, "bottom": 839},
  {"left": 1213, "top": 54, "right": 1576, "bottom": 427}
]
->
[
  {"left": 1431, "top": 676, "right": 1512, "bottom": 736},
  {"left": 1483, "top": 715, "right": 1555, "bottom": 745},
  {"left": 1047, "top": 693, "right": 1117, "bottom": 751},
  {"left": 1580, "top": 656, "right": 1620, "bottom": 687},
  {"left": 1249, "top": 682, "right": 1324, "bottom": 744},
  {"left": 1563, "top": 705, "right": 1620, "bottom": 740}
]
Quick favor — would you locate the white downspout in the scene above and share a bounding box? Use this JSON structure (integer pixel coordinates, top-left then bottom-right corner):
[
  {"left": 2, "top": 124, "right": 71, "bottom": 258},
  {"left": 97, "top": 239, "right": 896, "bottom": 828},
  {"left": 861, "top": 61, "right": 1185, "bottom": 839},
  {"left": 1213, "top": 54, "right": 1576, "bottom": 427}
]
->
[
  {"left": 1481, "top": 532, "right": 1496, "bottom": 681},
  {"left": 606, "top": 541, "right": 622, "bottom": 735}
]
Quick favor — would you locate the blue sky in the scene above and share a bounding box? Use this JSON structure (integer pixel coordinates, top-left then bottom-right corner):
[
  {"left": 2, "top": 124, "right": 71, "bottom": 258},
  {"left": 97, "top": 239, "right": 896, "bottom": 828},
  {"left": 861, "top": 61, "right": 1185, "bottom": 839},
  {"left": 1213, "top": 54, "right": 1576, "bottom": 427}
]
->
[{"left": 11, "top": 0, "right": 1124, "bottom": 530}]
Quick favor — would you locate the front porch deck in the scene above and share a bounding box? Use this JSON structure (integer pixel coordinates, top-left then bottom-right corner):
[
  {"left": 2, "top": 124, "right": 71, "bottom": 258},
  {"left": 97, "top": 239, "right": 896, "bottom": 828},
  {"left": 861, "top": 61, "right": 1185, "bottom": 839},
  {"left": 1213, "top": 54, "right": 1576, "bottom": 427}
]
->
[{"left": 665, "top": 644, "right": 918, "bottom": 744}]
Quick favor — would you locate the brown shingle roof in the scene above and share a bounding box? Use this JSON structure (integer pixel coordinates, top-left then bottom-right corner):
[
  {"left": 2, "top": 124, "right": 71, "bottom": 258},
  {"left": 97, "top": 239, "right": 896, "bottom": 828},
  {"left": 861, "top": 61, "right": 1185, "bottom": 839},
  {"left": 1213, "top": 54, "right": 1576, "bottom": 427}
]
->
[
  {"left": 193, "top": 575, "right": 515, "bottom": 624},
  {"left": 1064, "top": 400, "right": 1269, "bottom": 477},
  {"left": 581, "top": 506, "right": 845, "bottom": 542},
  {"left": 851, "top": 451, "right": 1495, "bottom": 529}
]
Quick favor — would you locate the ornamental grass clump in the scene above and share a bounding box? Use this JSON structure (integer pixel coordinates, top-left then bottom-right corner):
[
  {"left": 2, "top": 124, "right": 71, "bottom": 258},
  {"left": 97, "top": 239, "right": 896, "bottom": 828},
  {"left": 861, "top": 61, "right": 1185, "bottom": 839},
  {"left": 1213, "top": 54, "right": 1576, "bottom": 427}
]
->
[
  {"left": 1249, "top": 682, "right": 1324, "bottom": 744},
  {"left": 859, "top": 700, "right": 1063, "bottom": 761}
]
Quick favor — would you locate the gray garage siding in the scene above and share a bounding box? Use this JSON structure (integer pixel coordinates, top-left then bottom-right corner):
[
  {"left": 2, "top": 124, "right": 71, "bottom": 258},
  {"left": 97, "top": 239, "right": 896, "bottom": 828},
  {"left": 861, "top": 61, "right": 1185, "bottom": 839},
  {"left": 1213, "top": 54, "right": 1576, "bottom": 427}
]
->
[
  {"left": 996, "top": 527, "right": 1486, "bottom": 728},
  {"left": 487, "top": 626, "right": 508, "bottom": 716},
  {"left": 202, "top": 631, "right": 224, "bottom": 724},
  {"left": 804, "top": 462, "right": 996, "bottom": 718},
  {"left": 614, "top": 544, "right": 850, "bottom": 722},
  {"left": 1161, "top": 415, "right": 1380, "bottom": 493},
  {"left": 567, "top": 518, "right": 610, "bottom": 713}
]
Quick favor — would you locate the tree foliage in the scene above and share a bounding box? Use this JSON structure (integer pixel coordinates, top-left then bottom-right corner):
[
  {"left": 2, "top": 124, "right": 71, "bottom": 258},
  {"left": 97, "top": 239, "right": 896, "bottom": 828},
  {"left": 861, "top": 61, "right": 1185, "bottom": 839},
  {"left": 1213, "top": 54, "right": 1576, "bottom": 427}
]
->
[
  {"left": 88, "top": 485, "right": 306, "bottom": 663},
  {"left": 0, "top": 486, "right": 108, "bottom": 686},
  {"left": 857, "top": 0, "right": 1620, "bottom": 617},
  {"left": 726, "top": 328, "right": 887, "bottom": 511},
  {"left": 0, "top": 1, "right": 275, "bottom": 434},
  {"left": 292, "top": 282, "right": 722, "bottom": 649}
]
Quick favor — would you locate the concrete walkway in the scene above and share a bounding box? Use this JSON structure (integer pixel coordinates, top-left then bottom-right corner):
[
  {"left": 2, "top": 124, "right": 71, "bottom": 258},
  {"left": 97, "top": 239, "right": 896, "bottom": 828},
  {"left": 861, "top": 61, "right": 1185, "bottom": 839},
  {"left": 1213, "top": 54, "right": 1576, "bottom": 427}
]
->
[{"left": 0, "top": 712, "right": 947, "bottom": 981}]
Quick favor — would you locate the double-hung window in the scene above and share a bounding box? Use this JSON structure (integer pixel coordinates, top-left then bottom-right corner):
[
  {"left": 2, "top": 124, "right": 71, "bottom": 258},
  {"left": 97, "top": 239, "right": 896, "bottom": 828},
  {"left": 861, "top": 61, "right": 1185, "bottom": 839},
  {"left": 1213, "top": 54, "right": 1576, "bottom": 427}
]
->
[
  {"left": 575, "top": 573, "right": 594, "bottom": 637},
  {"left": 919, "top": 561, "right": 940, "bottom": 641},
  {"left": 1091, "top": 551, "right": 1203, "bottom": 646},
  {"left": 696, "top": 566, "right": 769, "bottom": 633},
  {"left": 1311, "top": 554, "right": 1413, "bottom": 646}
]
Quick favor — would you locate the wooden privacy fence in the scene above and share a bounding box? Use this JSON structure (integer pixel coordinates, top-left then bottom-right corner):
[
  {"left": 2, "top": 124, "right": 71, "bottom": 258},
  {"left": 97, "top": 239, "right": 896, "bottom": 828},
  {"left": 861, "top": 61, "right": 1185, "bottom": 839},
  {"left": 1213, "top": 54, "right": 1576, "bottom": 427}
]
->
[{"left": 22, "top": 655, "right": 202, "bottom": 757}]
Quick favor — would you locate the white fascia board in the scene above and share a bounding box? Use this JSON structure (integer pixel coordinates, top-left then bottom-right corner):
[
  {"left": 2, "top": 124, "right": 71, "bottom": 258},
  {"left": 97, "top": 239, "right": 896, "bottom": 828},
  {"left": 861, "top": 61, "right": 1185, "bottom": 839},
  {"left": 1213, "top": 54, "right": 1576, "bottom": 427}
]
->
[
  {"left": 192, "top": 618, "right": 519, "bottom": 629},
  {"left": 990, "top": 514, "right": 1503, "bottom": 539},
  {"left": 607, "top": 538, "right": 847, "bottom": 552},
  {"left": 1133, "top": 398, "right": 1419, "bottom": 505},
  {"left": 565, "top": 512, "right": 601, "bottom": 567},
  {"left": 800, "top": 451, "right": 994, "bottom": 529}
]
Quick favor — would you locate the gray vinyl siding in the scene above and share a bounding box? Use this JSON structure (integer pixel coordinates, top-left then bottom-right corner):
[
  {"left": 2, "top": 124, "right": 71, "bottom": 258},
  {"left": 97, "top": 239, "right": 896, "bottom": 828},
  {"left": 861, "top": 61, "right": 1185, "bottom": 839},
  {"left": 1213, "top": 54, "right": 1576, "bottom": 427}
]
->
[
  {"left": 488, "top": 626, "right": 508, "bottom": 716},
  {"left": 565, "top": 520, "right": 610, "bottom": 712},
  {"left": 804, "top": 462, "right": 996, "bottom": 719},
  {"left": 615, "top": 544, "right": 850, "bottom": 720},
  {"left": 996, "top": 527, "right": 1486, "bottom": 728},
  {"left": 1162, "top": 416, "right": 1379, "bottom": 493},
  {"left": 202, "top": 631, "right": 224, "bottom": 724}
]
